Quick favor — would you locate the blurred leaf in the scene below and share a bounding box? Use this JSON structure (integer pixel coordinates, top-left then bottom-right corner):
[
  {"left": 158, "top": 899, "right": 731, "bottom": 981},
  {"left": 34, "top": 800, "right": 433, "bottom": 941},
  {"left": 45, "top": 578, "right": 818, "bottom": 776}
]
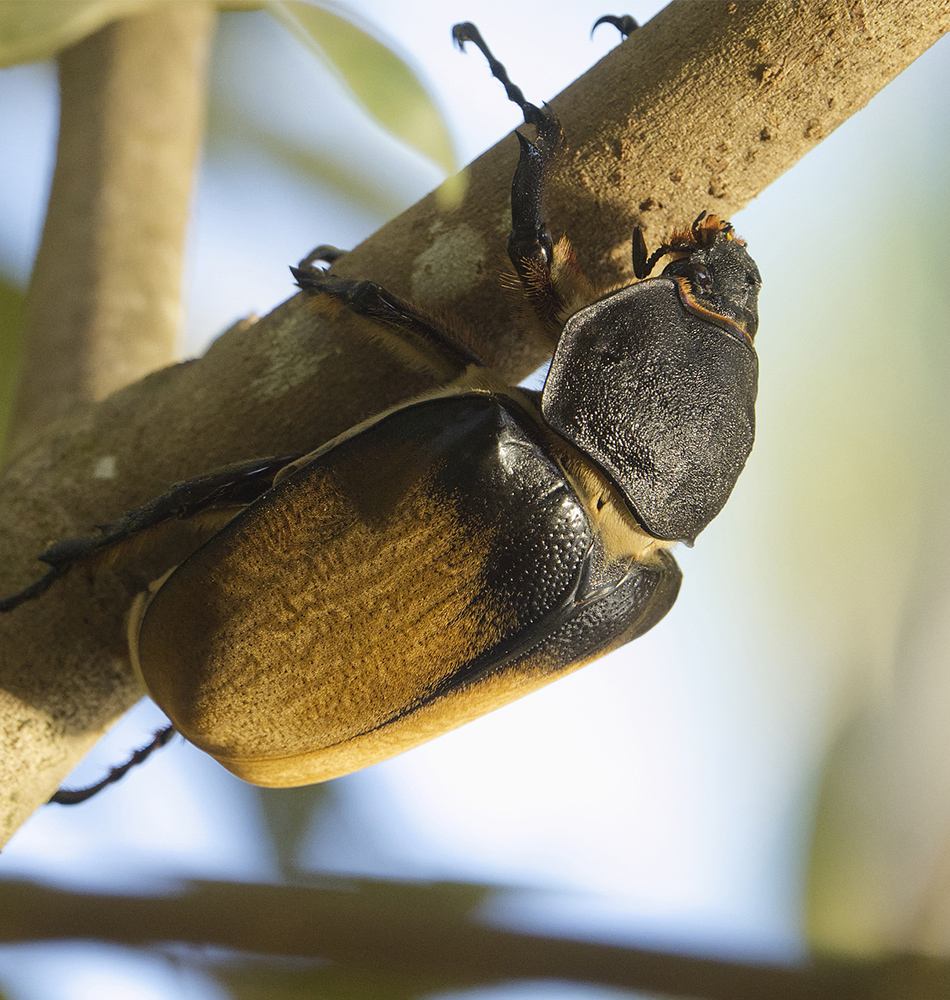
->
[
  {"left": 794, "top": 199, "right": 950, "bottom": 959},
  {"left": 0, "top": 275, "right": 25, "bottom": 464},
  {"left": 807, "top": 542, "right": 950, "bottom": 958},
  {"left": 206, "top": 103, "right": 409, "bottom": 220},
  {"left": 266, "top": 2, "right": 456, "bottom": 173},
  {"left": 0, "top": 1, "right": 269, "bottom": 67},
  {"left": 0, "top": 0, "right": 163, "bottom": 67}
]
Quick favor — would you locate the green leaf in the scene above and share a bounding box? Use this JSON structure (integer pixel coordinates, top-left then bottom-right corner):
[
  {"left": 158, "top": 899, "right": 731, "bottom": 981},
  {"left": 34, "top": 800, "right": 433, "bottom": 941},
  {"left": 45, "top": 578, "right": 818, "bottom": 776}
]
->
[
  {"left": 0, "top": 0, "right": 163, "bottom": 67},
  {"left": 206, "top": 103, "right": 410, "bottom": 221},
  {"left": 267, "top": 2, "right": 457, "bottom": 174},
  {"left": 0, "top": 1, "right": 268, "bottom": 68}
]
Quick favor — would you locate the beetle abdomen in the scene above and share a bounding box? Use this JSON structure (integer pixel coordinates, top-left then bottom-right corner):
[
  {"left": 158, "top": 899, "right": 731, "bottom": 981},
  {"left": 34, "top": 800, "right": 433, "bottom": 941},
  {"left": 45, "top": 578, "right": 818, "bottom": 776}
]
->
[{"left": 133, "top": 392, "right": 677, "bottom": 786}]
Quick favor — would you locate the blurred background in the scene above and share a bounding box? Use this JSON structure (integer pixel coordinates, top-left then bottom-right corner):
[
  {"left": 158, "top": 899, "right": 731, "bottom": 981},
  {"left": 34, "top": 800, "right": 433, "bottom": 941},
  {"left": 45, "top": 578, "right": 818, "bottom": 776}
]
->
[{"left": 1, "top": 2, "right": 949, "bottom": 998}]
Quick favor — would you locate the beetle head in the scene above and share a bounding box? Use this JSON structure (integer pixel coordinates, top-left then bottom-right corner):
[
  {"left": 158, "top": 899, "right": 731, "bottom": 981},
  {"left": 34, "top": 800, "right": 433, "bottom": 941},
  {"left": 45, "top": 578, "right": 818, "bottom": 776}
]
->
[{"left": 658, "top": 215, "right": 762, "bottom": 342}]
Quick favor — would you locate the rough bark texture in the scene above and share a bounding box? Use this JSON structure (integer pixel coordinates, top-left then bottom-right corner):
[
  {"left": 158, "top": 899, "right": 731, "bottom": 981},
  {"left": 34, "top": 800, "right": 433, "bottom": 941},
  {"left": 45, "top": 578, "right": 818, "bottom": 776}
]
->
[{"left": 0, "top": 0, "right": 948, "bottom": 847}]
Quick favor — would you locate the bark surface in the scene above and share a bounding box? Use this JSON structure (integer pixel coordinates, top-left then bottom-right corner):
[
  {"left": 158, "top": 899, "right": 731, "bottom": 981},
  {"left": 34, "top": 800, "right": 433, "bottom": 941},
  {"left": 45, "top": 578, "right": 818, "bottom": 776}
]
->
[{"left": 1, "top": 0, "right": 948, "bottom": 846}]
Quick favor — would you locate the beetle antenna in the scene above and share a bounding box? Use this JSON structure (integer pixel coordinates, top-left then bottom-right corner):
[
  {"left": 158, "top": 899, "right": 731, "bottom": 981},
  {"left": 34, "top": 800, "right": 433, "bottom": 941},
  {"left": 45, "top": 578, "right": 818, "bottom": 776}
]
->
[
  {"left": 49, "top": 724, "right": 177, "bottom": 805},
  {"left": 591, "top": 14, "right": 639, "bottom": 40},
  {"left": 645, "top": 243, "right": 674, "bottom": 273}
]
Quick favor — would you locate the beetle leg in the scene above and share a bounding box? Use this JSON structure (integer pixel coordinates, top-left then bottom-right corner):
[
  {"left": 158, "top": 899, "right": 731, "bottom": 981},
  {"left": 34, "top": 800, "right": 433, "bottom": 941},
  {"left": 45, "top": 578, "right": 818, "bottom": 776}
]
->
[
  {"left": 291, "top": 270, "right": 489, "bottom": 376},
  {"left": 49, "top": 724, "right": 176, "bottom": 805},
  {"left": 452, "top": 23, "right": 561, "bottom": 275},
  {"left": 506, "top": 130, "right": 557, "bottom": 306},
  {"left": 452, "top": 23, "right": 559, "bottom": 144},
  {"left": 296, "top": 244, "right": 347, "bottom": 272},
  {"left": 590, "top": 14, "right": 639, "bottom": 40},
  {"left": 454, "top": 22, "right": 586, "bottom": 332},
  {"left": 0, "top": 456, "right": 295, "bottom": 613}
]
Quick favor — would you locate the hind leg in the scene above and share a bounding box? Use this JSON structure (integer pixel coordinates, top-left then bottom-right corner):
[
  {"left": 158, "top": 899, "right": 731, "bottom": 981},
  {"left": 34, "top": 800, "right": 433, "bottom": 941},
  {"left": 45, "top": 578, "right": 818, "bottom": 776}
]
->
[{"left": 0, "top": 456, "right": 294, "bottom": 613}]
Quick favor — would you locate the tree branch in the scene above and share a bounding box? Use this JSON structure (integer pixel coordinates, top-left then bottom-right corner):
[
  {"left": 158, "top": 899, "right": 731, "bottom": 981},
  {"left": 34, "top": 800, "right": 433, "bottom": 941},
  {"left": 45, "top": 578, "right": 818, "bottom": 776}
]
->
[
  {"left": 0, "top": 0, "right": 947, "bottom": 846},
  {"left": 8, "top": 2, "right": 216, "bottom": 452},
  {"left": 1, "top": 876, "right": 948, "bottom": 999}
]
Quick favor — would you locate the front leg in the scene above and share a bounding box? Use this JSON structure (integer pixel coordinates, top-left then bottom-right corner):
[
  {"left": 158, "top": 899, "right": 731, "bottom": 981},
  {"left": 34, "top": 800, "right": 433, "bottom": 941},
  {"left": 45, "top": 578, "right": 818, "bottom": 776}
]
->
[
  {"left": 454, "top": 22, "right": 598, "bottom": 333},
  {"left": 453, "top": 23, "right": 562, "bottom": 291}
]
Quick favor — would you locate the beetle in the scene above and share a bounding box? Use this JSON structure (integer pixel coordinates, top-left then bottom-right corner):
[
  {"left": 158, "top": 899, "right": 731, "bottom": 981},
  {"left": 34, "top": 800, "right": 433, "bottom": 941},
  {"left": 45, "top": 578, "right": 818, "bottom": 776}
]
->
[{"left": 1, "top": 21, "right": 761, "bottom": 793}]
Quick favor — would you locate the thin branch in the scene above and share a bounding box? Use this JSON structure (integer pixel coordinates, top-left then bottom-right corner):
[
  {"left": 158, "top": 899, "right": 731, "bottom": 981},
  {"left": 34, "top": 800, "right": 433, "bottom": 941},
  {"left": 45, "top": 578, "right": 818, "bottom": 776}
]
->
[
  {"left": 0, "top": 1, "right": 948, "bottom": 846},
  {"left": 0, "top": 876, "right": 947, "bottom": 1000},
  {"left": 7, "top": 2, "right": 215, "bottom": 451}
]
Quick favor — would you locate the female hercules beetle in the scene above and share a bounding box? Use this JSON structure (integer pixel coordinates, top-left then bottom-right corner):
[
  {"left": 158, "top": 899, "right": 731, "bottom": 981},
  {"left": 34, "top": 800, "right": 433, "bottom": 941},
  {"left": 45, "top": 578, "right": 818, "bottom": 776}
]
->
[{"left": 1, "top": 23, "right": 761, "bottom": 793}]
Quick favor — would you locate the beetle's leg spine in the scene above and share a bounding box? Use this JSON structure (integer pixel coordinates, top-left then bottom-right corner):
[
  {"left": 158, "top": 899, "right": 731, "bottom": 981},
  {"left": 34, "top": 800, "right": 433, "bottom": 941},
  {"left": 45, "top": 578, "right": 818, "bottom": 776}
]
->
[
  {"left": 49, "top": 724, "right": 176, "bottom": 805},
  {"left": 632, "top": 227, "right": 679, "bottom": 279},
  {"left": 632, "top": 228, "right": 651, "bottom": 279}
]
